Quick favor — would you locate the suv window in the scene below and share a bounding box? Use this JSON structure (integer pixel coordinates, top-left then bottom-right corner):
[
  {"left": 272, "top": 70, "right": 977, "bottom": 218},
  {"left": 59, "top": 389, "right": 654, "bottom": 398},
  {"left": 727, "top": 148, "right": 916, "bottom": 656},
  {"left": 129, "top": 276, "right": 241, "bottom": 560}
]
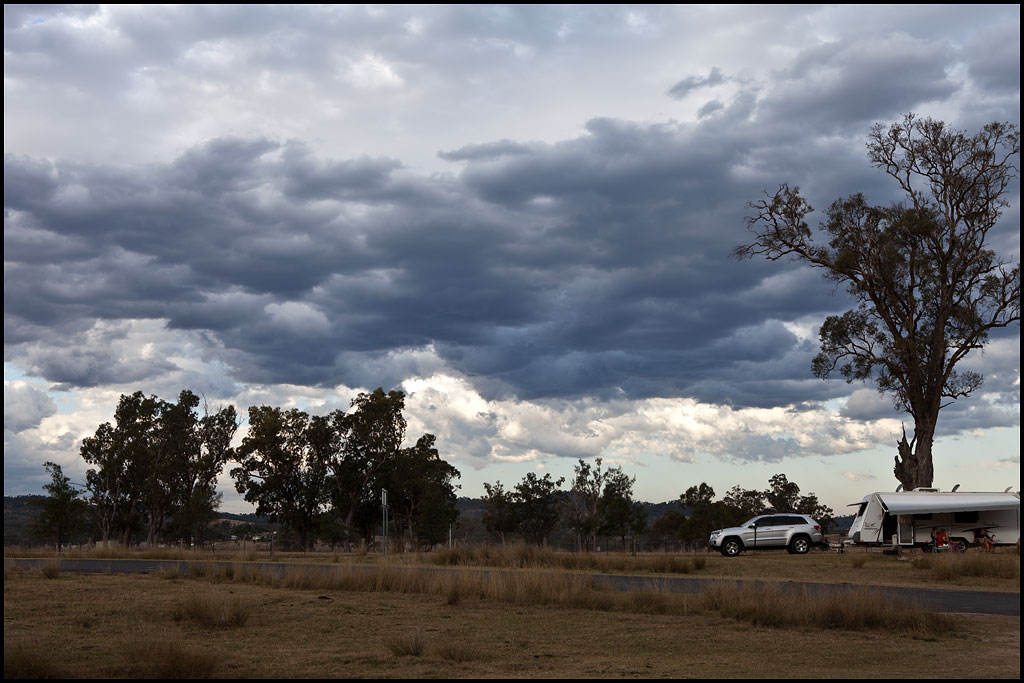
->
[{"left": 760, "top": 515, "right": 801, "bottom": 525}]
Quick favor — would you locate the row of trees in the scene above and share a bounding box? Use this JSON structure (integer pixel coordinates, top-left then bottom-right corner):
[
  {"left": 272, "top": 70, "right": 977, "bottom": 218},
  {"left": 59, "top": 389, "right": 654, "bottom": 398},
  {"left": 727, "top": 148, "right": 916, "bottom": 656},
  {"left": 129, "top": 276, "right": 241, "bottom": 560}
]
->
[
  {"left": 481, "top": 468, "right": 834, "bottom": 549},
  {"left": 482, "top": 459, "right": 647, "bottom": 552},
  {"left": 80, "top": 390, "right": 239, "bottom": 547},
  {"left": 652, "top": 474, "right": 834, "bottom": 543},
  {"left": 231, "top": 389, "right": 460, "bottom": 550},
  {"left": 39, "top": 389, "right": 831, "bottom": 552},
  {"left": 51, "top": 387, "right": 459, "bottom": 551},
  {"left": 33, "top": 461, "right": 90, "bottom": 550}
]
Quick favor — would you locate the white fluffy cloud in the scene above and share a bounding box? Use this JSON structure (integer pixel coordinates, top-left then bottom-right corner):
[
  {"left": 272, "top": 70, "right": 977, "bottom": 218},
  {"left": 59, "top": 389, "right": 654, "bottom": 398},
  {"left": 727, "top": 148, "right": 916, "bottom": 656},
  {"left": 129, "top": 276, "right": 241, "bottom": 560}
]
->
[{"left": 4, "top": 381, "right": 57, "bottom": 432}]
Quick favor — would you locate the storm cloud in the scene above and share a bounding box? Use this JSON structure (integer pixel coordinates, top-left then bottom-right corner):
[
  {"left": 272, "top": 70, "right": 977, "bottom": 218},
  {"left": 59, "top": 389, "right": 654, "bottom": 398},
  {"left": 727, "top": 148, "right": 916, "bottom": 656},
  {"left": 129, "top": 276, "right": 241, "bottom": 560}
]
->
[
  {"left": 4, "top": 4, "right": 1019, "bottom": 503},
  {"left": 4, "top": 118, "right": 862, "bottom": 403}
]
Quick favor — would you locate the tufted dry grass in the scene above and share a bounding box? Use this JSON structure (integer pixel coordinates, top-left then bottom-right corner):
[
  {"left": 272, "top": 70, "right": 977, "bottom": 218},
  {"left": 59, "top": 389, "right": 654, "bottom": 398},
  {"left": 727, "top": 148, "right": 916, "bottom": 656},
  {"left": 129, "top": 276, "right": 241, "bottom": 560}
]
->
[{"left": 4, "top": 565, "right": 1019, "bottom": 679}]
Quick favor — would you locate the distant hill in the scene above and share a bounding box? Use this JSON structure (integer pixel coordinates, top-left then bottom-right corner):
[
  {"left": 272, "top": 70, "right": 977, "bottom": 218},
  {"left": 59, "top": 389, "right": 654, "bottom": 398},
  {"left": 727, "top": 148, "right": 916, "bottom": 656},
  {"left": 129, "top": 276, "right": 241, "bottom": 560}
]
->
[
  {"left": 217, "top": 511, "right": 269, "bottom": 524},
  {"left": 832, "top": 514, "right": 854, "bottom": 532},
  {"left": 4, "top": 495, "right": 45, "bottom": 545},
  {"left": 640, "top": 500, "right": 685, "bottom": 521}
]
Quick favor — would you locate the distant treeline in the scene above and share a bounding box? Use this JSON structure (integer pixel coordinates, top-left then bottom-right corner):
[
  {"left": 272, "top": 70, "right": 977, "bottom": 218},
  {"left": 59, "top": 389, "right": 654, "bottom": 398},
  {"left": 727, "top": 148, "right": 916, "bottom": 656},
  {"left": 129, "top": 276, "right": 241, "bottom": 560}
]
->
[
  {"left": 20, "top": 384, "right": 839, "bottom": 552},
  {"left": 475, "top": 469, "right": 837, "bottom": 552},
  {"left": 4, "top": 494, "right": 270, "bottom": 547},
  {"left": 29, "top": 387, "right": 459, "bottom": 551}
]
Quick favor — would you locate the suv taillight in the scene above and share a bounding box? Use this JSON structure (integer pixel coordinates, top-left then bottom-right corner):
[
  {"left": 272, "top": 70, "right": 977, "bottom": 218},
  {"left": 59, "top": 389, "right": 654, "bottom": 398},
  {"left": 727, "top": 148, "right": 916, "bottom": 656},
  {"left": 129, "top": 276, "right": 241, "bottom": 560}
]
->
[{"left": 813, "top": 525, "right": 820, "bottom": 531}]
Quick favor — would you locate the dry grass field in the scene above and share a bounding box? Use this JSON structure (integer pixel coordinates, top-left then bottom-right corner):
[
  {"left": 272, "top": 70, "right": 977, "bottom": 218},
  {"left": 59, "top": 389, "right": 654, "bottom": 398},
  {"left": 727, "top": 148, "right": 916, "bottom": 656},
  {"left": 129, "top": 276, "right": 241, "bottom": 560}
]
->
[
  {"left": 3, "top": 551, "right": 1021, "bottom": 679},
  {"left": 429, "top": 543, "right": 1022, "bottom": 593},
  {"left": 8, "top": 543, "right": 1020, "bottom": 592}
]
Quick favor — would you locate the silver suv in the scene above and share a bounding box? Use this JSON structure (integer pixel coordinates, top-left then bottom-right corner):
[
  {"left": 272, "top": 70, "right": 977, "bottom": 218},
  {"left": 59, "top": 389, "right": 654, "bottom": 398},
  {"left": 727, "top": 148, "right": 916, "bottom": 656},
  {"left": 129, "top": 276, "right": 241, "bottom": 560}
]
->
[{"left": 709, "top": 514, "right": 824, "bottom": 556}]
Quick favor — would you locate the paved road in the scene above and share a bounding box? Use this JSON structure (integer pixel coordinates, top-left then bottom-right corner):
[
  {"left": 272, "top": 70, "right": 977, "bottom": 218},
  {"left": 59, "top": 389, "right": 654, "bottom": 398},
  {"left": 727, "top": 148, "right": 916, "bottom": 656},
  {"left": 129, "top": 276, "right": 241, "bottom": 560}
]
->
[{"left": 8, "top": 558, "right": 1019, "bottom": 617}]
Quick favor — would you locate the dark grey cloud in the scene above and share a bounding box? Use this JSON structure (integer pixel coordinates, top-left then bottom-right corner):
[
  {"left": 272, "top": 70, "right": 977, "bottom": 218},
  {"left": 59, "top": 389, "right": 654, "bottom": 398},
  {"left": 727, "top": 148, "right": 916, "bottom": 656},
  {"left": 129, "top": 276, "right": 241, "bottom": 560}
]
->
[
  {"left": 840, "top": 388, "right": 899, "bottom": 422},
  {"left": 169, "top": 137, "right": 281, "bottom": 197},
  {"left": 17, "top": 323, "right": 180, "bottom": 390},
  {"left": 2, "top": 154, "right": 58, "bottom": 207},
  {"left": 964, "top": 22, "right": 1021, "bottom": 93},
  {"left": 697, "top": 100, "right": 724, "bottom": 119},
  {"left": 438, "top": 140, "right": 536, "bottom": 162},
  {"left": 280, "top": 143, "right": 404, "bottom": 201},
  {"left": 4, "top": 6, "right": 1019, "bottom": 432},
  {"left": 6, "top": 81, "right": 1018, "bottom": 413},
  {"left": 756, "top": 34, "right": 959, "bottom": 132},
  {"left": 0, "top": 116, "right": 806, "bottom": 402},
  {"left": 668, "top": 66, "right": 726, "bottom": 99}
]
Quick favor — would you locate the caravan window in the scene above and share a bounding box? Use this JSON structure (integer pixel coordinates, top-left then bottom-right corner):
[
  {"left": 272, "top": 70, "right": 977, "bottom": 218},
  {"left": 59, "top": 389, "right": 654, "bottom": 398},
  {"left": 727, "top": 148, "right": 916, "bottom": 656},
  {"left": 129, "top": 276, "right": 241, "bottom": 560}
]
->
[
  {"left": 913, "top": 513, "right": 933, "bottom": 521},
  {"left": 954, "top": 511, "right": 980, "bottom": 524}
]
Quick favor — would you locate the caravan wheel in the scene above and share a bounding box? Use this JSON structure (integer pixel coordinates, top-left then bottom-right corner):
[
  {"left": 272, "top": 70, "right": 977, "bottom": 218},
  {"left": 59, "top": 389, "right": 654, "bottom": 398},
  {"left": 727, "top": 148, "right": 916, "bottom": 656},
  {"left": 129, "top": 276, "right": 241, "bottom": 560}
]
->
[{"left": 951, "top": 538, "right": 969, "bottom": 553}]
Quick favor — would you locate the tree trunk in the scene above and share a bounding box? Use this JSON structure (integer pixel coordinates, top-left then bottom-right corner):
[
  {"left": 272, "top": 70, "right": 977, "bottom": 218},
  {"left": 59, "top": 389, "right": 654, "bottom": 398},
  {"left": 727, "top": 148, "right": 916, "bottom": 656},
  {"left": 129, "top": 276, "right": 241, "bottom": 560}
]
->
[
  {"left": 893, "top": 421, "right": 935, "bottom": 490},
  {"left": 98, "top": 513, "right": 112, "bottom": 544},
  {"left": 147, "top": 513, "right": 161, "bottom": 546}
]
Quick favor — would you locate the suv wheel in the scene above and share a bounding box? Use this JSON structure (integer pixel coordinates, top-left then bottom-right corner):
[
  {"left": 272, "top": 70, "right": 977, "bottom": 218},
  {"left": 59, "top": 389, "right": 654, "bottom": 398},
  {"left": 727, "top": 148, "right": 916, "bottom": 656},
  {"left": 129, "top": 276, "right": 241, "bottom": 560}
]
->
[
  {"left": 790, "top": 536, "right": 810, "bottom": 555},
  {"left": 721, "top": 539, "right": 742, "bottom": 557}
]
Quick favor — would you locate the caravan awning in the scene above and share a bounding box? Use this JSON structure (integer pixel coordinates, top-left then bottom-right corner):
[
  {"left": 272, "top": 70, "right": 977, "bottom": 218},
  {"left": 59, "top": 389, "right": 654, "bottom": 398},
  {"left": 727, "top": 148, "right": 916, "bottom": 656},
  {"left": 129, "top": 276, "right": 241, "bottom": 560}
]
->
[{"left": 877, "top": 492, "right": 1020, "bottom": 515}]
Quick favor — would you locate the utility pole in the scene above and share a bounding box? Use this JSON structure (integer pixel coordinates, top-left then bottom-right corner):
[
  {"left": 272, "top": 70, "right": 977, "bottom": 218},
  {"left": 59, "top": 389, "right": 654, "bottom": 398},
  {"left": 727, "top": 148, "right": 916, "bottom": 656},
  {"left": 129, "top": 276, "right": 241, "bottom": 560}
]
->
[{"left": 381, "top": 489, "right": 389, "bottom": 557}]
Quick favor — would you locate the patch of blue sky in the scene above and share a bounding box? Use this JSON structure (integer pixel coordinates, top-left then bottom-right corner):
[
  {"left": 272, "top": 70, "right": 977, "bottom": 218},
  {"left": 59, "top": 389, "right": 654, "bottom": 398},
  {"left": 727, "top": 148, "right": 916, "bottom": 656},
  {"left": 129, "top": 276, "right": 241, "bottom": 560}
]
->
[{"left": 4, "top": 362, "right": 30, "bottom": 382}]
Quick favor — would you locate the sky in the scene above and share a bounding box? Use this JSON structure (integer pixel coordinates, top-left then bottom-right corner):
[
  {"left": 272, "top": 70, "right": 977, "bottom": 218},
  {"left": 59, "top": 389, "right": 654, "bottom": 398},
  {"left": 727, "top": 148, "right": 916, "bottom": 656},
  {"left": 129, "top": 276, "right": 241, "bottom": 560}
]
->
[{"left": 4, "top": 4, "right": 1020, "bottom": 515}]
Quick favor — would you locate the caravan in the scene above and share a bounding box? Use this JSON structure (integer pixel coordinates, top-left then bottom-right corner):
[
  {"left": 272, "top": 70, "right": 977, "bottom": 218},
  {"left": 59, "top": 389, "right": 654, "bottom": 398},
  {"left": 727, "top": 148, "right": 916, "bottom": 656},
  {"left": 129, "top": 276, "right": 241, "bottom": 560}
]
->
[{"left": 846, "top": 488, "right": 1020, "bottom": 552}]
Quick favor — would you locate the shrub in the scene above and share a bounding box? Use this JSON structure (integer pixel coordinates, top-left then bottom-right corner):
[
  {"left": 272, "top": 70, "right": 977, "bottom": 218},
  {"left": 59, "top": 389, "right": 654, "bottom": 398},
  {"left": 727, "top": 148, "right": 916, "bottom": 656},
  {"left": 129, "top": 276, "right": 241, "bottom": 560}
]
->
[
  {"left": 174, "top": 591, "right": 251, "bottom": 629},
  {"left": 436, "top": 639, "right": 483, "bottom": 662},
  {"left": 928, "top": 553, "right": 1019, "bottom": 582},
  {"left": 4, "top": 643, "right": 66, "bottom": 679},
  {"left": 699, "top": 582, "right": 957, "bottom": 635},
  {"left": 446, "top": 581, "right": 462, "bottom": 606},
  {"left": 124, "top": 637, "right": 219, "bottom": 678},
  {"left": 387, "top": 632, "right": 426, "bottom": 657},
  {"left": 158, "top": 565, "right": 182, "bottom": 580},
  {"left": 627, "top": 587, "right": 669, "bottom": 614}
]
